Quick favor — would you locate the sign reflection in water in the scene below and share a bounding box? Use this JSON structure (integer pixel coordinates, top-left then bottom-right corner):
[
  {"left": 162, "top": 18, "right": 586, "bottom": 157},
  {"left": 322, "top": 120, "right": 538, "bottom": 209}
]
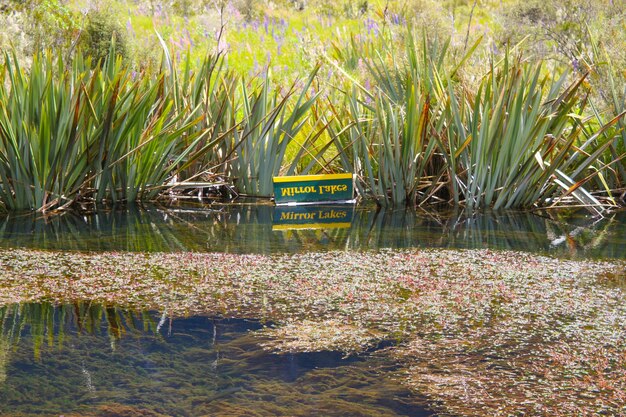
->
[
  {"left": 272, "top": 205, "right": 354, "bottom": 230},
  {"left": 0, "top": 205, "right": 624, "bottom": 258}
]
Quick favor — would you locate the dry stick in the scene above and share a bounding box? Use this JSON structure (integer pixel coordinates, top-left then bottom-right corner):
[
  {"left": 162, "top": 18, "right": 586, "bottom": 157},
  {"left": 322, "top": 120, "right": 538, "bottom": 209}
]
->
[
  {"left": 464, "top": 0, "right": 478, "bottom": 51},
  {"left": 214, "top": 1, "right": 226, "bottom": 56}
]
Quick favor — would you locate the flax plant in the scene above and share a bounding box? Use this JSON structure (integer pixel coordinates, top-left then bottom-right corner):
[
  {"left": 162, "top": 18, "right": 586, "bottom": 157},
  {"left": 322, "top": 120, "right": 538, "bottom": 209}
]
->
[
  {"left": 326, "top": 88, "right": 376, "bottom": 200},
  {"left": 331, "top": 88, "right": 436, "bottom": 206},
  {"left": 1, "top": 29, "right": 625, "bottom": 212},
  {"left": 0, "top": 53, "right": 93, "bottom": 211},
  {"left": 585, "top": 31, "right": 626, "bottom": 191},
  {"left": 330, "top": 34, "right": 456, "bottom": 206},
  {"left": 0, "top": 302, "right": 156, "bottom": 358},
  {"left": 445, "top": 55, "right": 624, "bottom": 212},
  {"left": 229, "top": 67, "right": 321, "bottom": 196},
  {"left": 161, "top": 47, "right": 240, "bottom": 183},
  {"left": 372, "top": 86, "right": 436, "bottom": 205},
  {"left": 83, "top": 47, "right": 213, "bottom": 204},
  {"left": 0, "top": 44, "right": 230, "bottom": 211}
]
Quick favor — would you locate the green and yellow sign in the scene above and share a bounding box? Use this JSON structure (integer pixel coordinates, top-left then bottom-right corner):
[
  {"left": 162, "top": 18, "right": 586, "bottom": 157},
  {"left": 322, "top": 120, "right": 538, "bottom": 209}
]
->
[
  {"left": 272, "top": 205, "right": 354, "bottom": 230},
  {"left": 273, "top": 173, "right": 354, "bottom": 205}
]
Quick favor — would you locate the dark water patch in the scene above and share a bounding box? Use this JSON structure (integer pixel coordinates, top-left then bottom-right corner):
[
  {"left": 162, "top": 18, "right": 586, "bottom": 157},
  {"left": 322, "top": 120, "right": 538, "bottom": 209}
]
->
[
  {"left": 0, "top": 303, "right": 433, "bottom": 417},
  {"left": 0, "top": 204, "right": 624, "bottom": 259}
]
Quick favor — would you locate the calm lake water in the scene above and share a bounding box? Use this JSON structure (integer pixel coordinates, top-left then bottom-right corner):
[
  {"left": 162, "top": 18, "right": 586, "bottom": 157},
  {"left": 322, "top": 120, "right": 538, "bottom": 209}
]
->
[
  {"left": 0, "top": 204, "right": 624, "bottom": 416},
  {"left": 0, "top": 204, "right": 624, "bottom": 258}
]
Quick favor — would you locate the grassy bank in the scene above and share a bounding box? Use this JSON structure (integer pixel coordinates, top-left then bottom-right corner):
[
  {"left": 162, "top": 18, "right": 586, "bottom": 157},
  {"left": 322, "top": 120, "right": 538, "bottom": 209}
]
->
[{"left": 0, "top": 247, "right": 624, "bottom": 415}]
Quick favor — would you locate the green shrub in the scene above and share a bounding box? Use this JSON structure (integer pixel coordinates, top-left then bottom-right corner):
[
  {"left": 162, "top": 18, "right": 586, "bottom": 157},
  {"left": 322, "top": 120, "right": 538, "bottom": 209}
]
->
[
  {"left": 82, "top": 8, "right": 128, "bottom": 64},
  {"left": 0, "top": 0, "right": 79, "bottom": 61}
]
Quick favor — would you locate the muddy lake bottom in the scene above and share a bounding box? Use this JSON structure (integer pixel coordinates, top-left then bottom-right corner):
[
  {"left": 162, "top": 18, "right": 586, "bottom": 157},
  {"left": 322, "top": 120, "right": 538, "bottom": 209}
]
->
[{"left": 0, "top": 206, "right": 625, "bottom": 416}]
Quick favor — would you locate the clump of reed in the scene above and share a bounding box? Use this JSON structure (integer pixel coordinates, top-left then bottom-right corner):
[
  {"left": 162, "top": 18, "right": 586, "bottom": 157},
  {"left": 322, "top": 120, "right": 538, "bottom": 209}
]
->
[
  {"left": 444, "top": 56, "right": 624, "bottom": 213},
  {"left": 0, "top": 40, "right": 335, "bottom": 211},
  {"left": 0, "top": 31, "right": 624, "bottom": 213},
  {"left": 0, "top": 45, "right": 215, "bottom": 212},
  {"left": 0, "top": 302, "right": 152, "bottom": 360},
  {"left": 330, "top": 32, "right": 626, "bottom": 212},
  {"left": 228, "top": 66, "right": 322, "bottom": 197}
]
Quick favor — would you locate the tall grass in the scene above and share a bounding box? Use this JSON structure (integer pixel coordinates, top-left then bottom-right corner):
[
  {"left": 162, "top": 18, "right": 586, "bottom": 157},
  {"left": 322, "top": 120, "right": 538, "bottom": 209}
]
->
[
  {"left": 85, "top": 53, "right": 207, "bottom": 204},
  {"left": 0, "top": 31, "right": 624, "bottom": 213},
  {"left": 0, "top": 44, "right": 250, "bottom": 211},
  {"left": 329, "top": 34, "right": 468, "bottom": 206},
  {"left": 330, "top": 32, "right": 625, "bottom": 212},
  {"left": 163, "top": 50, "right": 240, "bottom": 184},
  {"left": 229, "top": 67, "right": 321, "bottom": 196},
  {"left": 443, "top": 55, "right": 625, "bottom": 212},
  {"left": 341, "top": 84, "right": 437, "bottom": 206},
  {"left": 0, "top": 47, "right": 213, "bottom": 211},
  {"left": 585, "top": 31, "right": 626, "bottom": 192},
  {"left": 449, "top": 59, "right": 577, "bottom": 209}
]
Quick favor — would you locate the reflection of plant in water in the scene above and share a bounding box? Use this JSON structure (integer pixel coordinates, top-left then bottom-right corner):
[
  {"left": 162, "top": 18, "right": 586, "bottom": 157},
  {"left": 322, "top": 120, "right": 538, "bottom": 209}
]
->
[
  {"left": 345, "top": 207, "right": 626, "bottom": 258},
  {"left": 0, "top": 334, "right": 6, "bottom": 384},
  {"left": 0, "top": 304, "right": 20, "bottom": 384},
  {"left": 2, "top": 206, "right": 625, "bottom": 258},
  {"left": 0, "top": 311, "right": 422, "bottom": 416},
  {"left": 0, "top": 302, "right": 157, "bottom": 359}
]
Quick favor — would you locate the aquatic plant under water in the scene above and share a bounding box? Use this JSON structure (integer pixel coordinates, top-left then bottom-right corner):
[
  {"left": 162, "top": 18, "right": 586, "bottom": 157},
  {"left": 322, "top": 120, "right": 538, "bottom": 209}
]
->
[{"left": 0, "top": 247, "right": 624, "bottom": 416}]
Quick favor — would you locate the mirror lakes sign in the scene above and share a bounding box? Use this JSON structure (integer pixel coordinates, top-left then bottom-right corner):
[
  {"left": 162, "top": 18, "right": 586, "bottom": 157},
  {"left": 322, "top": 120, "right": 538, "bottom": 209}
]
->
[
  {"left": 273, "top": 173, "right": 355, "bottom": 205},
  {"left": 272, "top": 205, "right": 354, "bottom": 230}
]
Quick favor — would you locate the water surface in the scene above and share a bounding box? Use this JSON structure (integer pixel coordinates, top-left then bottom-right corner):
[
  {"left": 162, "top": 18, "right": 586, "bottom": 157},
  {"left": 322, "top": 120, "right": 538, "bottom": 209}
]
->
[
  {"left": 0, "top": 204, "right": 624, "bottom": 258},
  {"left": 0, "top": 303, "right": 428, "bottom": 416},
  {"left": 0, "top": 204, "right": 624, "bottom": 416}
]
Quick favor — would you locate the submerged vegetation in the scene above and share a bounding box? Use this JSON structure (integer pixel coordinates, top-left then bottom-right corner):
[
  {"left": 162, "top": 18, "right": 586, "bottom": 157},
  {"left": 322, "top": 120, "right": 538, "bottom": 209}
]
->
[
  {"left": 0, "top": 248, "right": 624, "bottom": 415},
  {"left": 0, "top": 303, "right": 423, "bottom": 416},
  {"left": 0, "top": 0, "right": 624, "bottom": 213}
]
